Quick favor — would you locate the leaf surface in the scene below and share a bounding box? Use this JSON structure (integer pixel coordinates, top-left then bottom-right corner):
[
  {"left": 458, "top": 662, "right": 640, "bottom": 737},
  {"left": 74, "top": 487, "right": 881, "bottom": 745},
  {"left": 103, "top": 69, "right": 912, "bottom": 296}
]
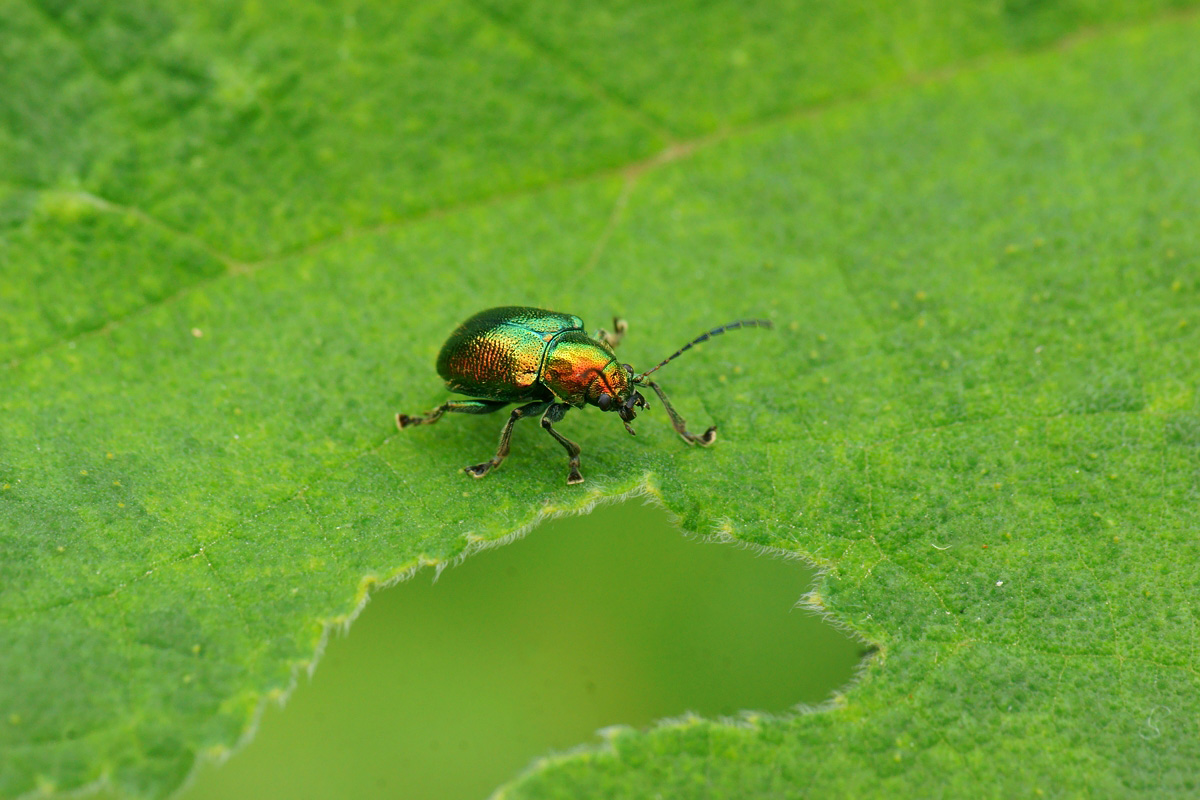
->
[{"left": 1, "top": 2, "right": 1197, "bottom": 798}]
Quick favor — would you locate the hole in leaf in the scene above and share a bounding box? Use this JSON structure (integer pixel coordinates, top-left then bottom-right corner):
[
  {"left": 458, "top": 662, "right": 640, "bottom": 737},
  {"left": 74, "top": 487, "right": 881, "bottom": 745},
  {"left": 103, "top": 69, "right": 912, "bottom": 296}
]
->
[{"left": 178, "top": 501, "right": 864, "bottom": 800}]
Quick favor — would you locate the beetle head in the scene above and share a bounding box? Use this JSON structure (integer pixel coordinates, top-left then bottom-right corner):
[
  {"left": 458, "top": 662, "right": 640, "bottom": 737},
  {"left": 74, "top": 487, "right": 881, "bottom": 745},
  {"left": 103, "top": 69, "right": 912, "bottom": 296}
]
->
[
  {"left": 616, "top": 385, "right": 647, "bottom": 435},
  {"left": 614, "top": 364, "right": 648, "bottom": 435},
  {"left": 592, "top": 362, "right": 647, "bottom": 435}
]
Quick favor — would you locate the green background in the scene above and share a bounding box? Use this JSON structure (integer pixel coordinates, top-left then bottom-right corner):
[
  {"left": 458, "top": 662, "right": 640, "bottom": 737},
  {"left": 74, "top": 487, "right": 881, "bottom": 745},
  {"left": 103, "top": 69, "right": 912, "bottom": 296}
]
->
[
  {"left": 2, "top": 1, "right": 1198, "bottom": 798},
  {"left": 177, "top": 502, "right": 862, "bottom": 799}
]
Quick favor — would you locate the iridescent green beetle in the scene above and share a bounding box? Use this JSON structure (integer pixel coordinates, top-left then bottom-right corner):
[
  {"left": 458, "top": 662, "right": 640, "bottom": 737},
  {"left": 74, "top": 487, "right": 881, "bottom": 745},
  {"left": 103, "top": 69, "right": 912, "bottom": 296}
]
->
[{"left": 397, "top": 306, "right": 771, "bottom": 485}]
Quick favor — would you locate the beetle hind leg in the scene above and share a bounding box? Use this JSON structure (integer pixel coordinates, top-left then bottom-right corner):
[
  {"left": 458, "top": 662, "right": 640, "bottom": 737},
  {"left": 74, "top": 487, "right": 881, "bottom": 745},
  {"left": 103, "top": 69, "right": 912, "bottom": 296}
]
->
[
  {"left": 464, "top": 400, "right": 550, "bottom": 479},
  {"left": 397, "top": 398, "right": 507, "bottom": 429},
  {"left": 540, "top": 402, "right": 584, "bottom": 485}
]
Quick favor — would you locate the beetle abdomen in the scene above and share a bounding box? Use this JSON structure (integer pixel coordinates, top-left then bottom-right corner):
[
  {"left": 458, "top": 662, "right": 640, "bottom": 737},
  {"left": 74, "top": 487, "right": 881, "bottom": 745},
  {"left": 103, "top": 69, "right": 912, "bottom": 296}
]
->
[{"left": 436, "top": 306, "right": 584, "bottom": 401}]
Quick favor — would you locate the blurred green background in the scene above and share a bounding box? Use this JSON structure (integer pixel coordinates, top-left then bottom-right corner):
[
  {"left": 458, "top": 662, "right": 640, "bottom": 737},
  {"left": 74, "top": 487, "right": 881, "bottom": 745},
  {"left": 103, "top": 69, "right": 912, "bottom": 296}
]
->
[{"left": 176, "top": 502, "right": 862, "bottom": 799}]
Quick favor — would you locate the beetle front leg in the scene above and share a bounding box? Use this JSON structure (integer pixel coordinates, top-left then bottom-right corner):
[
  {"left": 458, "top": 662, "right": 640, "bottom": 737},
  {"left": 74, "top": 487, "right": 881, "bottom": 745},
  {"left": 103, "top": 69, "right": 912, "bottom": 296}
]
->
[
  {"left": 464, "top": 400, "right": 550, "bottom": 479},
  {"left": 596, "top": 317, "right": 628, "bottom": 350},
  {"left": 645, "top": 380, "right": 717, "bottom": 446},
  {"left": 540, "top": 402, "right": 584, "bottom": 485}
]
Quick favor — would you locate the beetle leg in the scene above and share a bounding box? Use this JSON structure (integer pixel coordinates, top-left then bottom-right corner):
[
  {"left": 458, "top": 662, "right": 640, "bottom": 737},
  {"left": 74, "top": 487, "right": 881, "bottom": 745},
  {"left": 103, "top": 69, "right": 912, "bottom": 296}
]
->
[
  {"left": 396, "top": 399, "right": 507, "bottom": 429},
  {"left": 540, "top": 402, "right": 584, "bottom": 485},
  {"left": 596, "top": 317, "right": 628, "bottom": 350},
  {"left": 645, "top": 380, "right": 717, "bottom": 446},
  {"left": 464, "top": 400, "right": 550, "bottom": 479}
]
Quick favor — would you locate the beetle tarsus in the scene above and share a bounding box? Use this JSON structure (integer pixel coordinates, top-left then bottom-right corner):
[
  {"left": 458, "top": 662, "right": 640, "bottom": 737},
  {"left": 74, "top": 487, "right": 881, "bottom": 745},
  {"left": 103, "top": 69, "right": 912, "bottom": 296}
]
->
[
  {"left": 398, "top": 412, "right": 441, "bottom": 429},
  {"left": 677, "top": 425, "right": 716, "bottom": 445},
  {"left": 597, "top": 317, "right": 628, "bottom": 349},
  {"left": 397, "top": 411, "right": 435, "bottom": 429},
  {"left": 464, "top": 462, "right": 494, "bottom": 478}
]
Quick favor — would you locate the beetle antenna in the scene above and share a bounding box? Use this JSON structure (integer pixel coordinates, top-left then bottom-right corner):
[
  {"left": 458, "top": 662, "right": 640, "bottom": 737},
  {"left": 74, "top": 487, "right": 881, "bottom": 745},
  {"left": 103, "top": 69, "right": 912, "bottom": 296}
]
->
[{"left": 635, "top": 319, "right": 773, "bottom": 381}]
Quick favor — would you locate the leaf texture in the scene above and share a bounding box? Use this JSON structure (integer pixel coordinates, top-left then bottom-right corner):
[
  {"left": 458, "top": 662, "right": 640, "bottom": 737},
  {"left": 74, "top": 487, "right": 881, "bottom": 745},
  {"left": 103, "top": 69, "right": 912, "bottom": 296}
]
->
[{"left": 1, "top": 2, "right": 1198, "bottom": 797}]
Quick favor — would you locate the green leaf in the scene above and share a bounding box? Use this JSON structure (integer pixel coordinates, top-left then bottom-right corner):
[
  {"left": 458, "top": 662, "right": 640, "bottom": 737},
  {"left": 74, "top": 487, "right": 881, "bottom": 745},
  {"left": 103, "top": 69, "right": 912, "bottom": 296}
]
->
[{"left": 2, "top": 2, "right": 1198, "bottom": 799}]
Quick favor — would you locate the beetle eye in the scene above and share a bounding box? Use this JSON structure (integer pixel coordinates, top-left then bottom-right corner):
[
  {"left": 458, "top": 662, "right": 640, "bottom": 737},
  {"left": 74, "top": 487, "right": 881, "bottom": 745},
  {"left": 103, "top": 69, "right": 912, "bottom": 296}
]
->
[{"left": 597, "top": 392, "right": 612, "bottom": 411}]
